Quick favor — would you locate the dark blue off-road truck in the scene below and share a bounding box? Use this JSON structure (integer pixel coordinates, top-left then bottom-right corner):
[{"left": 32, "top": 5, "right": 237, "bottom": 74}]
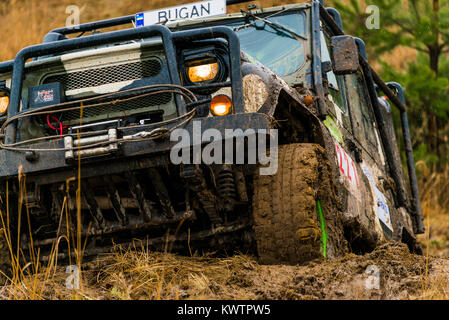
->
[{"left": 0, "top": 0, "right": 424, "bottom": 272}]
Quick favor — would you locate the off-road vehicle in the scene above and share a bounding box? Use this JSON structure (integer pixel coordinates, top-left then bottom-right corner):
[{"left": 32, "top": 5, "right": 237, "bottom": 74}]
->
[{"left": 0, "top": 0, "right": 424, "bottom": 271}]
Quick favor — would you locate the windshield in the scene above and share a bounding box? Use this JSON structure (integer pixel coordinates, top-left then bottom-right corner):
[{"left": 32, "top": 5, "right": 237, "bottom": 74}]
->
[{"left": 226, "top": 10, "right": 307, "bottom": 77}]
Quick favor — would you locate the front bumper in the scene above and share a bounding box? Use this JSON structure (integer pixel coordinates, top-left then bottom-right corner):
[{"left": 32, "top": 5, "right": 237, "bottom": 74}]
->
[{"left": 0, "top": 113, "right": 273, "bottom": 183}]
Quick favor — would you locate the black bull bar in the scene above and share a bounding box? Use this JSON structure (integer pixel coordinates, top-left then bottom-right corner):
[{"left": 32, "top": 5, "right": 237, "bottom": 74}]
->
[{"left": 2, "top": 25, "right": 245, "bottom": 144}]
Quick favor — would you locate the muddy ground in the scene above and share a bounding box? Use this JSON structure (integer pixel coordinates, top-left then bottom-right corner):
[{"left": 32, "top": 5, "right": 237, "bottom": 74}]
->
[{"left": 1, "top": 242, "right": 446, "bottom": 300}]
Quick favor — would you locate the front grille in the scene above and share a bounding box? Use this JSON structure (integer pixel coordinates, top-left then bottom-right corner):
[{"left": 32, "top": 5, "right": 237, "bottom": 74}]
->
[
  {"left": 43, "top": 59, "right": 162, "bottom": 91},
  {"left": 60, "top": 93, "right": 173, "bottom": 124}
]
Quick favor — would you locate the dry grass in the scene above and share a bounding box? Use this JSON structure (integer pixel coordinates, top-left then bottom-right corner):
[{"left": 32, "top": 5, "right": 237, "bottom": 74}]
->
[
  {"left": 417, "top": 162, "right": 449, "bottom": 258},
  {"left": 418, "top": 259, "right": 449, "bottom": 300},
  {"left": 93, "top": 245, "right": 260, "bottom": 300},
  {"left": 0, "top": 243, "right": 261, "bottom": 300},
  {"left": 413, "top": 162, "right": 449, "bottom": 299}
]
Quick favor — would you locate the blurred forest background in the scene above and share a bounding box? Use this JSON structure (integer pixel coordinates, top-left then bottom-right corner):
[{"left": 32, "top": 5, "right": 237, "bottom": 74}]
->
[{"left": 0, "top": 0, "right": 448, "bottom": 255}]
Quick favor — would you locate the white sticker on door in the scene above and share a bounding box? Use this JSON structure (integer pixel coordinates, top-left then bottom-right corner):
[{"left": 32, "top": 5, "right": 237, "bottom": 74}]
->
[{"left": 335, "top": 142, "right": 359, "bottom": 190}]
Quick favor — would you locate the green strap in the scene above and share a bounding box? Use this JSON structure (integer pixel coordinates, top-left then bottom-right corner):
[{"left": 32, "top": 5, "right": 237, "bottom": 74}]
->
[{"left": 316, "top": 200, "right": 327, "bottom": 259}]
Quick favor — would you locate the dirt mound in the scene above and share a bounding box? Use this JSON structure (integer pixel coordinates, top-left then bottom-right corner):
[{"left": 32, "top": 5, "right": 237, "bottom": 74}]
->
[
  {"left": 273, "top": 242, "right": 427, "bottom": 300},
  {"left": 200, "top": 242, "right": 427, "bottom": 300}
]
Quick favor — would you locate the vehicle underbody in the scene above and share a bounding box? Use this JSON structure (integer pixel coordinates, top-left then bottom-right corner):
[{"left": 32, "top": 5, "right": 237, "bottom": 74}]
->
[{"left": 2, "top": 161, "right": 257, "bottom": 261}]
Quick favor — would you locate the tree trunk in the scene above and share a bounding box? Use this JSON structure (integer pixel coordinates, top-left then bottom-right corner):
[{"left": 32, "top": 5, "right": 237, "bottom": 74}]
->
[
  {"left": 429, "top": 46, "right": 440, "bottom": 77},
  {"left": 426, "top": 0, "right": 441, "bottom": 157},
  {"left": 426, "top": 111, "right": 439, "bottom": 159}
]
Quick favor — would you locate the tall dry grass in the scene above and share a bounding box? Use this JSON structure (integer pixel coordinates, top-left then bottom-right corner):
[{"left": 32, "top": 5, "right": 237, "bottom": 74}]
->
[
  {"left": 417, "top": 162, "right": 449, "bottom": 257},
  {"left": 413, "top": 162, "right": 449, "bottom": 299},
  {"left": 0, "top": 163, "right": 89, "bottom": 299}
]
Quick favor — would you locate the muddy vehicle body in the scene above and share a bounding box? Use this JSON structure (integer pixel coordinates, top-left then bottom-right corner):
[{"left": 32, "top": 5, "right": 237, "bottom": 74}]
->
[{"left": 0, "top": 0, "right": 424, "bottom": 268}]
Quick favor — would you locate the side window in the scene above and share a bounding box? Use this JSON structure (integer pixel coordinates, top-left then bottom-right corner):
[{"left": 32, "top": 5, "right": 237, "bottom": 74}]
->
[
  {"left": 320, "top": 31, "right": 346, "bottom": 113},
  {"left": 344, "top": 71, "right": 378, "bottom": 147}
]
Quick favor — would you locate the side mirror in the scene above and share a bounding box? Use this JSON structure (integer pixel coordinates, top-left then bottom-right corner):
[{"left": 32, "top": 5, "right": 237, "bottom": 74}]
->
[{"left": 330, "top": 35, "right": 359, "bottom": 75}]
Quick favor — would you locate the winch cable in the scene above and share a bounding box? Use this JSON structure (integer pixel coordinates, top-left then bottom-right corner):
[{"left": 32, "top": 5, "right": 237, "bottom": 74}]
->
[
  {"left": 0, "top": 104, "right": 199, "bottom": 151},
  {"left": 3, "top": 98, "right": 210, "bottom": 150},
  {"left": 0, "top": 106, "right": 198, "bottom": 152},
  {"left": 0, "top": 84, "right": 199, "bottom": 152},
  {"left": 1, "top": 89, "right": 195, "bottom": 133},
  {"left": 0, "top": 84, "right": 197, "bottom": 132}
]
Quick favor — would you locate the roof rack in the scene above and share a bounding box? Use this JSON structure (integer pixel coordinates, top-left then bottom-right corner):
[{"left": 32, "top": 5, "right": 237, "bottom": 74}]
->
[
  {"left": 0, "top": 61, "right": 13, "bottom": 74},
  {"left": 50, "top": 15, "right": 136, "bottom": 36}
]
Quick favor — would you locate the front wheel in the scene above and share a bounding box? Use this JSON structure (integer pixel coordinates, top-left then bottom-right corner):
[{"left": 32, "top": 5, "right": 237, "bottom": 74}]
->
[{"left": 252, "top": 143, "right": 346, "bottom": 265}]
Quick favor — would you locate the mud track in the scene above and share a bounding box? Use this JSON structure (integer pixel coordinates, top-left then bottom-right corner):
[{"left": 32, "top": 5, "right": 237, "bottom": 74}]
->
[{"left": 1, "top": 242, "right": 439, "bottom": 300}]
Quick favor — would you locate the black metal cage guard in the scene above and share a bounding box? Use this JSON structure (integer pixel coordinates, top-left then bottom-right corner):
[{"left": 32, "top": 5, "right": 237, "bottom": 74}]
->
[
  {"left": 4, "top": 24, "right": 244, "bottom": 145},
  {"left": 317, "top": 2, "right": 425, "bottom": 234}
]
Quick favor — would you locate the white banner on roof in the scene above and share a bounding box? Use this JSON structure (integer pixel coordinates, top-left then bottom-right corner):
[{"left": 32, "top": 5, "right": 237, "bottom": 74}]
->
[{"left": 136, "top": 0, "right": 226, "bottom": 27}]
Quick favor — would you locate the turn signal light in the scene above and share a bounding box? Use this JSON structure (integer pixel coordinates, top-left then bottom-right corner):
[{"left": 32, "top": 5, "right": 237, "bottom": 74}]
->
[
  {"left": 210, "top": 95, "right": 232, "bottom": 116},
  {"left": 0, "top": 96, "right": 9, "bottom": 114}
]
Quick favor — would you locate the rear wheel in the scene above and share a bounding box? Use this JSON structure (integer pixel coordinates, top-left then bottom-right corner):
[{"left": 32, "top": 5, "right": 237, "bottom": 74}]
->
[{"left": 252, "top": 143, "right": 346, "bottom": 265}]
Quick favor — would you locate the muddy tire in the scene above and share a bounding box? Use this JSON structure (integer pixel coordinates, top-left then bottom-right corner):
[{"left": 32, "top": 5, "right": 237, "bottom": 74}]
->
[{"left": 252, "top": 143, "right": 345, "bottom": 265}]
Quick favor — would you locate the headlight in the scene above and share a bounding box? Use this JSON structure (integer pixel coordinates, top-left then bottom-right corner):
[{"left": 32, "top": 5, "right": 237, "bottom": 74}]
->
[
  {"left": 0, "top": 95, "right": 9, "bottom": 115},
  {"left": 210, "top": 95, "right": 233, "bottom": 116},
  {"left": 187, "top": 61, "right": 219, "bottom": 83}
]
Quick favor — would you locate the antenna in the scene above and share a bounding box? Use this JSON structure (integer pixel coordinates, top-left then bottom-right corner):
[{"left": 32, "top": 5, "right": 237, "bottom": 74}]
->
[
  {"left": 226, "top": 0, "right": 255, "bottom": 5},
  {"left": 227, "top": 0, "right": 325, "bottom": 5}
]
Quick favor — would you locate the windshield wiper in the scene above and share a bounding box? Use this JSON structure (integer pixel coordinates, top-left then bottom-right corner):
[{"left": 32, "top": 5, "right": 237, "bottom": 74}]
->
[{"left": 235, "top": 9, "right": 307, "bottom": 41}]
